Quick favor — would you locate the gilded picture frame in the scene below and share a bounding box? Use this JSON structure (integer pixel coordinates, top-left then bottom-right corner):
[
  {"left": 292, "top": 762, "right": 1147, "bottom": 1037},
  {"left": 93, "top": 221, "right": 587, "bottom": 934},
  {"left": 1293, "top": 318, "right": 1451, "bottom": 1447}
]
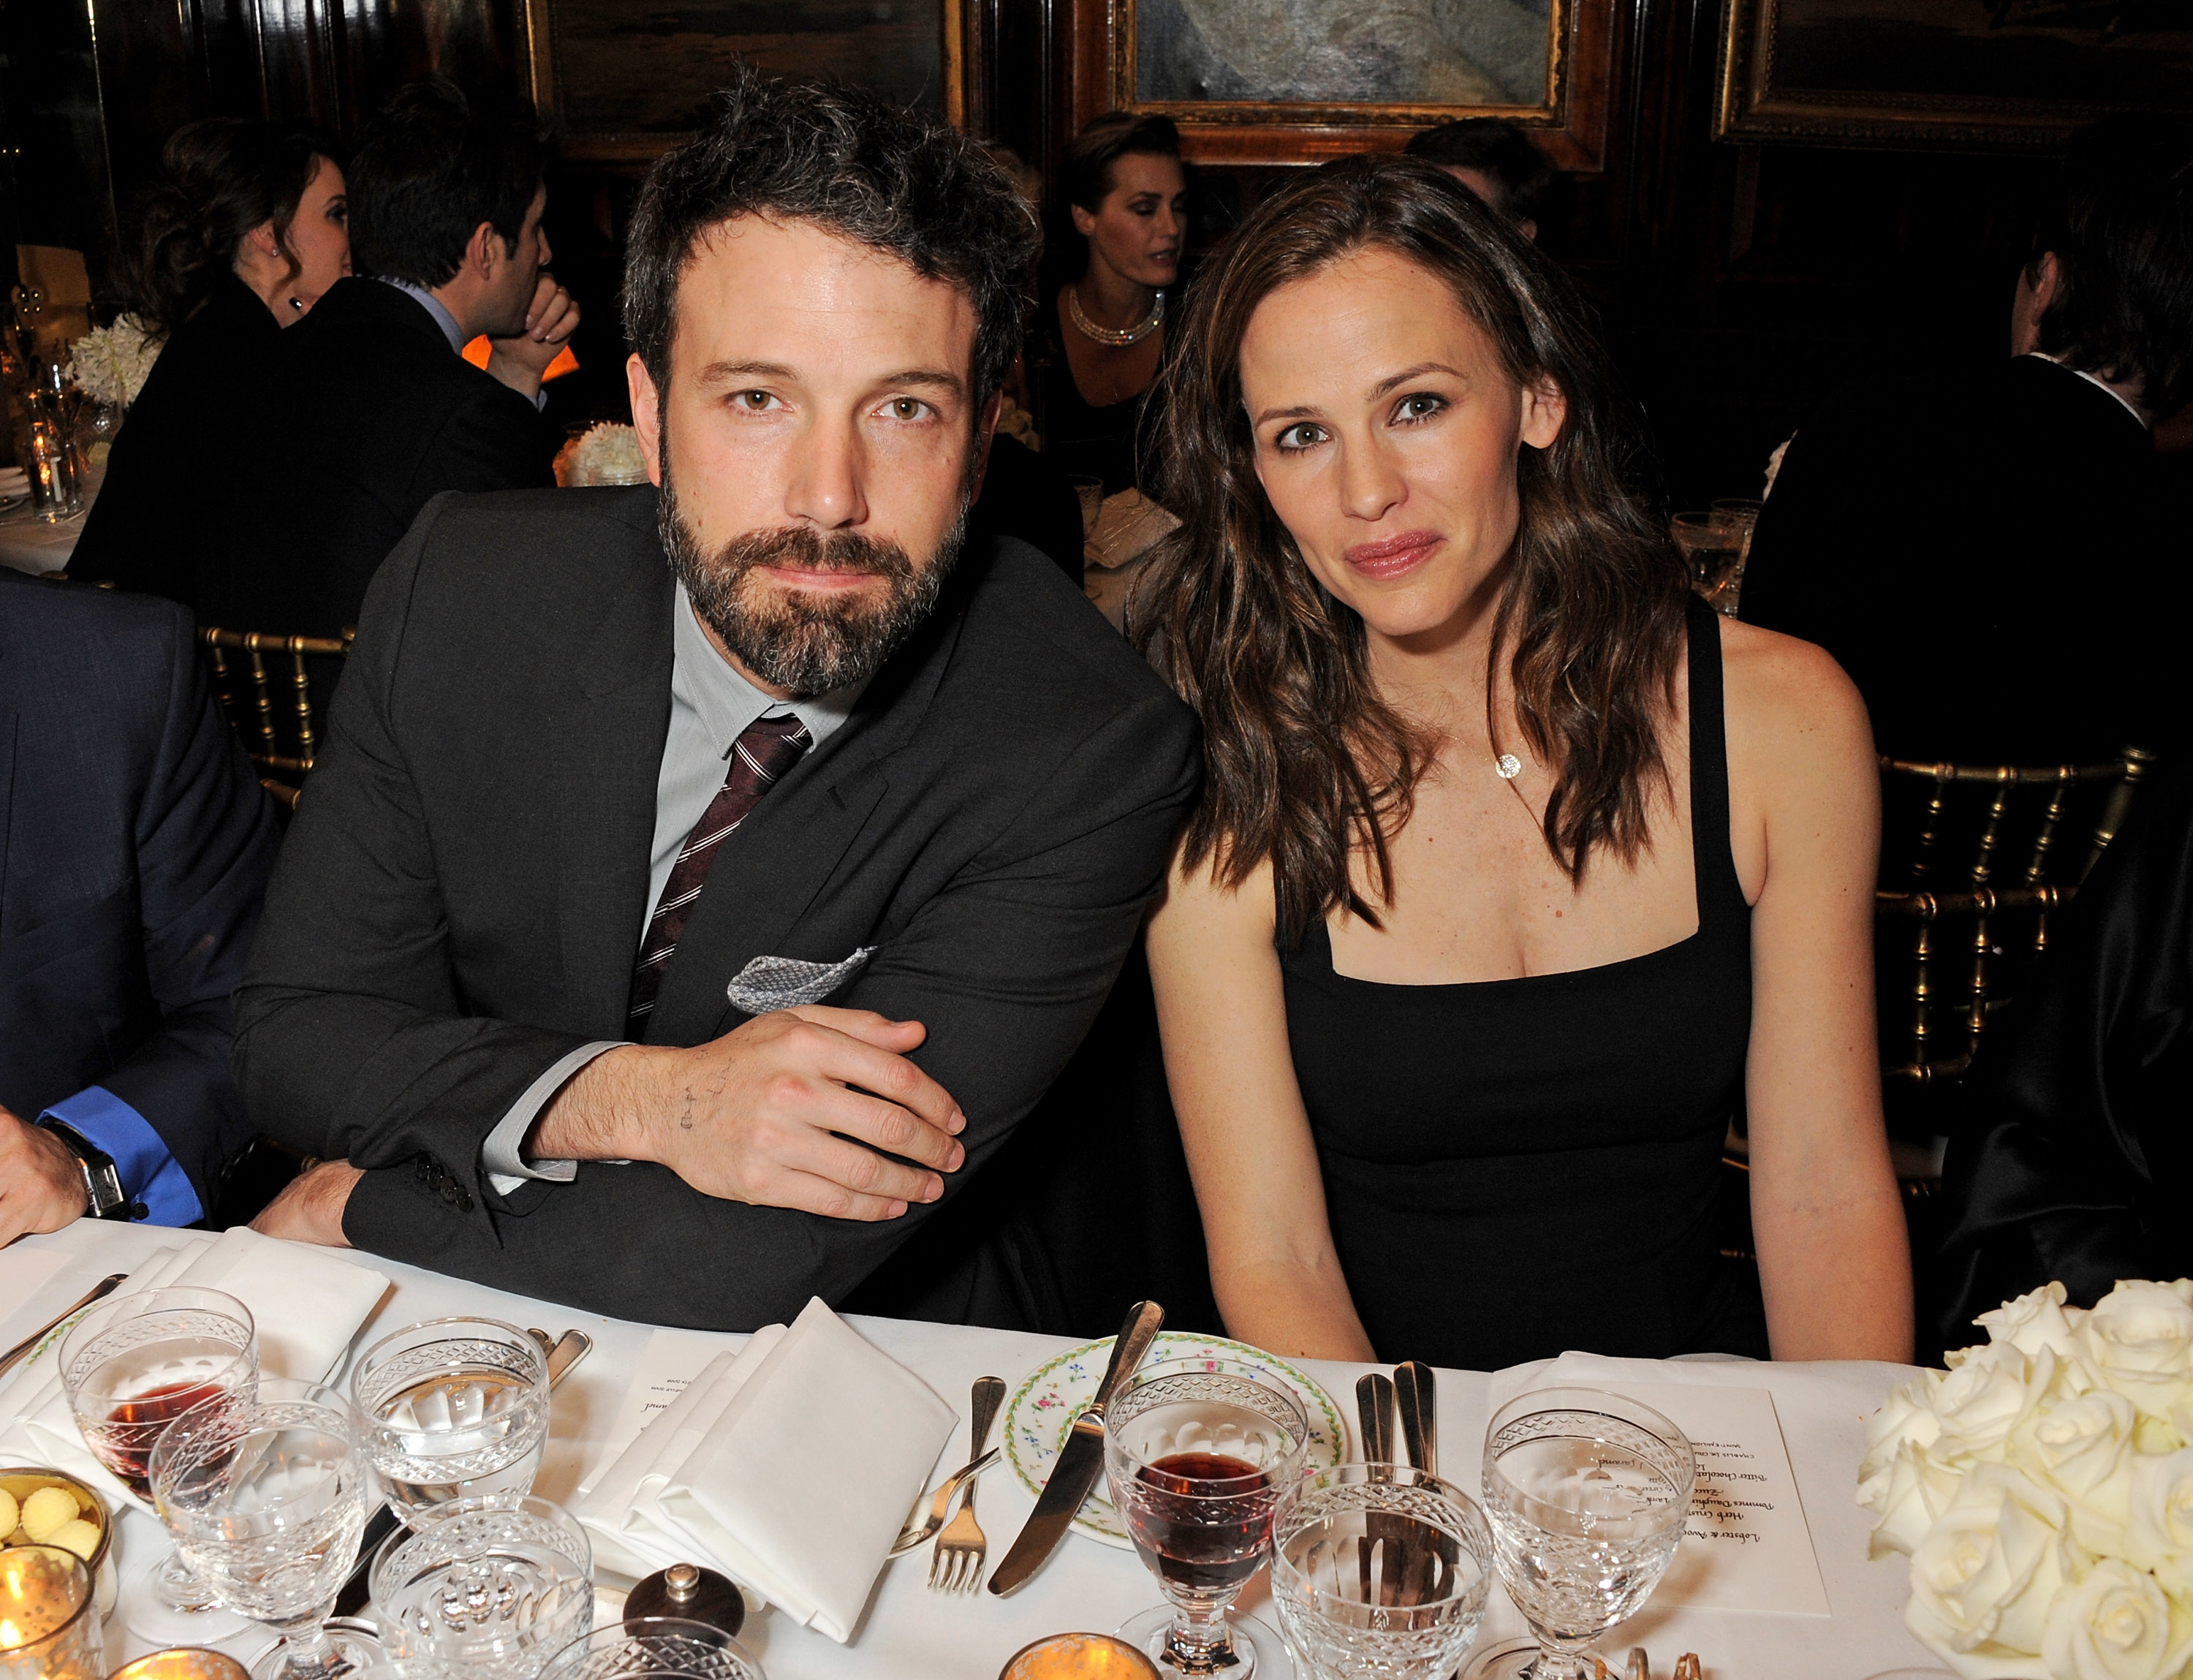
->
[
  {"left": 521, "top": 0, "right": 971, "bottom": 163},
  {"left": 1716, "top": 0, "right": 2193, "bottom": 149},
  {"left": 1072, "top": 0, "right": 1613, "bottom": 170}
]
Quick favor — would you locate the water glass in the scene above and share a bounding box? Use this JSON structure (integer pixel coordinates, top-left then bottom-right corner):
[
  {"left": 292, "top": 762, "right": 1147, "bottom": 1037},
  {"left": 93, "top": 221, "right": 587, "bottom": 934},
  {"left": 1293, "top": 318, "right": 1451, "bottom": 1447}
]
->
[
  {"left": 537, "top": 1617, "right": 766, "bottom": 1679},
  {"left": 150, "top": 1379, "right": 379, "bottom": 1680},
  {"left": 1272, "top": 1463, "right": 1493, "bottom": 1679},
  {"left": 370, "top": 1495, "right": 593, "bottom": 1678},
  {"left": 1476, "top": 1388, "right": 1694, "bottom": 1680},
  {"left": 1103, "top": 1367, "right": 1309, "bottom": 1679},
  {"left": 351, "top": 1318, "right": 551, "bottom": 1516},
  {"left": 61, "top": 1285, "right": 258, "bottom": 1613},
  {"left": 107, "top": 1652, "right": 254, "bottom": 1680},
  {"left": 0, "top": 1544, "right": 103, "bottom": 1678}
]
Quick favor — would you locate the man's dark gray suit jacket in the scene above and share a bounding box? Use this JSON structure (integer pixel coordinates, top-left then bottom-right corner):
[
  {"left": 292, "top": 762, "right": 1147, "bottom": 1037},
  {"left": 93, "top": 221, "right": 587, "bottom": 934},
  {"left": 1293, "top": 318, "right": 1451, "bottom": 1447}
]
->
[{"left": 231, "top": 485, "right": 1200, "bottom": 1328}]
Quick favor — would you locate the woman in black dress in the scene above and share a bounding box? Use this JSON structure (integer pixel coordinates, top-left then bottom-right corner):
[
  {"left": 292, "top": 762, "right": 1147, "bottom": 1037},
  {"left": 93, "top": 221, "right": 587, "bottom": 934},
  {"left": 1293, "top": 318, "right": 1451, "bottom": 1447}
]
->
[
  {"left": 1033, "top": 113, "right": 1189, "bottom": 496},
  {"left": 1137, "top": 157, "right": 1911, "bottom": 1368},
  {"left": 72, "top": 119, "right": 349, "bottom": 602}
]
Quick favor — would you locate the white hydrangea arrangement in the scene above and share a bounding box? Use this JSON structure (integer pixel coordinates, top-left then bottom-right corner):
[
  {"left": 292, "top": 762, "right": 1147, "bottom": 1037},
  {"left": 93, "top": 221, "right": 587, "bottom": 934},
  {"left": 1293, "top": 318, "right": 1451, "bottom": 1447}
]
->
[
  {"left": 63, "top": 314, "right": 162, "bottom": 408},
  {"left": 556, "top": 421, "right": 650, "bottom": 487},
  {"left": 1862, "top": 1279, "right": 2193, "bottom": 1680}
]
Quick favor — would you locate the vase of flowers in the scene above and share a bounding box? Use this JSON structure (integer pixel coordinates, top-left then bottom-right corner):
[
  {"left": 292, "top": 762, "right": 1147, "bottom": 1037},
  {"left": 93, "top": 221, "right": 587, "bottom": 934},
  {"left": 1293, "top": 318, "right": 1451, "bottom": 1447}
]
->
[
  {"left": 60, "top": 314, "right": 160, "bottom": 465},
  {"left": 1863, "top": 1279, "right": 2193, "bottom": 1680}
]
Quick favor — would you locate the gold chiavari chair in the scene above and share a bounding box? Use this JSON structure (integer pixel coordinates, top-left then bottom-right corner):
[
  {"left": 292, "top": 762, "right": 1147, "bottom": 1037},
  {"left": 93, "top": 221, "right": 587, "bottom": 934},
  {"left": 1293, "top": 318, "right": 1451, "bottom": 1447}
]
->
[
  {"left": 200, "top": 626, "right": 355, "bottom": 809},
  {"left": 1718, "top": 743, "right": 2157, "bottom": 1276}
]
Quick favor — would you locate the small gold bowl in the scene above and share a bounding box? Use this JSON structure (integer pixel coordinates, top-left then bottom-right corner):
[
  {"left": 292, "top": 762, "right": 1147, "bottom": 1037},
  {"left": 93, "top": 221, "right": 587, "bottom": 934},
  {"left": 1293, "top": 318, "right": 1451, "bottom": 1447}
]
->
[
  {"left": 0, "top": 1467, "right": 115, "bottom": 1618},
  {"left": 999, "top": 1632, "right": 1161, "bottom": 1680}
]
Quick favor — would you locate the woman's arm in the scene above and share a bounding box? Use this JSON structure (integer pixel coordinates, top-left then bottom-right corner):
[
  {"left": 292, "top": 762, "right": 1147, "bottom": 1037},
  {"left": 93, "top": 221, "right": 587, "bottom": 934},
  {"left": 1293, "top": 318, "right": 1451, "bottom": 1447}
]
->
[
  {"left": 1145, "top": 852, "right": 1379, "bottom": 1362},
  {"left": 1723, "top": 618, "right": 1914, "bottom": 1362}
]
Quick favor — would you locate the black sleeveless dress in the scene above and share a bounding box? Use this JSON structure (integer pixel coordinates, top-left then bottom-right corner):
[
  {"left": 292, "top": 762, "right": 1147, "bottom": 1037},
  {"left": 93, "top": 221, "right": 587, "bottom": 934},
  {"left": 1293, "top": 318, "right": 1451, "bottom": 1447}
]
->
[{"left": 1281, "top": 599, "right": 1768, "bottom": 1368}]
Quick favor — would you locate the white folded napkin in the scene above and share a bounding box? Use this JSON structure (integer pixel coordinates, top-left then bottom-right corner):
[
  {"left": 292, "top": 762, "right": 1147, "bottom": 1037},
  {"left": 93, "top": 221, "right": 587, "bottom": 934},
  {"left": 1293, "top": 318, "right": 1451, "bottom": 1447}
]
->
[
  {"left": 0, "top": 1228, "right": 390, "bottom": 1513},
  {"left": 576, "top": 1298, "right": 955, "bottom": 1643}
]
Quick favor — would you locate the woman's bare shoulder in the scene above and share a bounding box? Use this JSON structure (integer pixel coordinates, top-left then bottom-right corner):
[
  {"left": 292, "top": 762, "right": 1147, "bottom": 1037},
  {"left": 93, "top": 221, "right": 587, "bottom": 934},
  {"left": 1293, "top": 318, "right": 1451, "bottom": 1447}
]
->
[{"left": 1716, "top": 614, "right": 1874, "bottom": 765}]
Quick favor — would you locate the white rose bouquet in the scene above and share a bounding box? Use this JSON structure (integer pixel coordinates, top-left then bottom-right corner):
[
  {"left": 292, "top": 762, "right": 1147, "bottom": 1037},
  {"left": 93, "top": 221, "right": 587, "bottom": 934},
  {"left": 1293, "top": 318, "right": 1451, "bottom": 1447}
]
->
[
  {"left": 63, "top": 314, "right": 162, "bottom": 408},
  {"left": 556, "top": 421, "right": 650, "bottom": 487},
  {"left": 1863, "top": 1279, "right": 2193, "bottom": 1680}
]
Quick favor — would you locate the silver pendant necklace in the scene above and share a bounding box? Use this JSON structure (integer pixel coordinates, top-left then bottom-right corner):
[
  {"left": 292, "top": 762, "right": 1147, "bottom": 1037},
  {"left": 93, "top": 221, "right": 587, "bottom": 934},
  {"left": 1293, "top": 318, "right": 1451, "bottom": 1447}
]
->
[{"left": 1068, "top": 283, "right": 1165, "bottom": 347}]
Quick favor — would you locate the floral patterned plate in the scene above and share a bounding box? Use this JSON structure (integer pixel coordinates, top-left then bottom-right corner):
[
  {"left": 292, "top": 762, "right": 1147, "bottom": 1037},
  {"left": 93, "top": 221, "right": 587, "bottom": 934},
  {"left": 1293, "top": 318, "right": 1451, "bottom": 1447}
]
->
[{"left": 1002, "top": 1331, "right": 1349, "bottom": 1549}]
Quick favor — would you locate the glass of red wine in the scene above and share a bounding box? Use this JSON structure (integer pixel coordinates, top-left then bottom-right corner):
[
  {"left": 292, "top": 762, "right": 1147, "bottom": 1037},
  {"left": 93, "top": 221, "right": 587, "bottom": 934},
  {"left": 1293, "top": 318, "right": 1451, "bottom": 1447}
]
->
[
  {"left": 59, "top": 1286, "right": 258, "bottom": 1617},
  {"left": 1104, "top": 1366, "right": 1310, "bottom": 1678}
]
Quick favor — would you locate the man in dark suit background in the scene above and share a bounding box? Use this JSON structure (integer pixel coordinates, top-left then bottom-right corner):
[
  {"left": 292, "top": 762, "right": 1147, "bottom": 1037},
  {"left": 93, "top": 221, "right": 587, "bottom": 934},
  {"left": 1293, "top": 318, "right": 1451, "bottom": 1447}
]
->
[
  {"left": 239, "top": 67, "right": 1201, "bottom": 1330},
  {"left": 195, "top": 77, "right": 577, "bottom": 640},
  {"left": 1, "top": 570, "right": 279, "bottom": 1244},
  {"left": 1741, "top": 119, "right": 2192, "bottom": 766}
]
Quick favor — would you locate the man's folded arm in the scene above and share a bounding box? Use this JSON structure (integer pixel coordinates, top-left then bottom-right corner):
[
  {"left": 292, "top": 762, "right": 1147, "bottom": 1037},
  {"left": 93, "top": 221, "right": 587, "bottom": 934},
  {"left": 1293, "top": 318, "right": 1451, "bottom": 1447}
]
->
[
  {"left": 341, "top": 688, "right": 1202, "bottom": 1327},
  {"left": 230, "top": 506, "right": 592, "bottom": 1218}
]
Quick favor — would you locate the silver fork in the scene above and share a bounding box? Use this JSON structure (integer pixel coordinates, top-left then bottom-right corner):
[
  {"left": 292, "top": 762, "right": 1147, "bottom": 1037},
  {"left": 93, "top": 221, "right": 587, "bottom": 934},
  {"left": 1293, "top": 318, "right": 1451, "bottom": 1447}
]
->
[{"left": 930, "top": 1374, "right": 1007, "bottom": 1592}]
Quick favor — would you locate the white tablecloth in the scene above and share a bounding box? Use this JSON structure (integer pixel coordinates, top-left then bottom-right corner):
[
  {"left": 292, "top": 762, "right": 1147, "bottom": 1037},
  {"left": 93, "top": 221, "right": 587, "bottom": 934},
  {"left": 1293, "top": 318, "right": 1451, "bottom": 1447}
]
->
[
  {"left": 0, "top": 500, "right": 85, "bottom": 574},
  {"left": 0, "top": 1220, "right": 1939, "bottom": 1679}
]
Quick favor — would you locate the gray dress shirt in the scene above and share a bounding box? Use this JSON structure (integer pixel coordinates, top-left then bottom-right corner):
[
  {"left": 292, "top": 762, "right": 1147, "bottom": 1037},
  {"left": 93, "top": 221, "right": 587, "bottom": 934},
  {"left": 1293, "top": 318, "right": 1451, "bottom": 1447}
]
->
[{"left": 481, "top": 582, "right": 863, "bottom": 1191}]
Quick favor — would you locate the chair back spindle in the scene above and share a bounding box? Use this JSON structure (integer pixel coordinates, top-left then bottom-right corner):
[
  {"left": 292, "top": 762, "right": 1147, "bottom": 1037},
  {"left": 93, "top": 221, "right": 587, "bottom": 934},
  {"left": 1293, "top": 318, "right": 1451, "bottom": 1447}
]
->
[{"left": 200, "top": 626, "right": 354, "bottom": 809}]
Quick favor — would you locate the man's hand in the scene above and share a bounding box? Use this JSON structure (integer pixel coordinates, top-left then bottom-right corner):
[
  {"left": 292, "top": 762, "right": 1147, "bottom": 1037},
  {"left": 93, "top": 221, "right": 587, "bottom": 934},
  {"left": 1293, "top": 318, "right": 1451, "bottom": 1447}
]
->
[
  {"left": 0, "top": 1105, "right": 85, "bottom": 1246},
  {"left": 483, "top": 273, "right": 580, "bottom": 401},
  {"left": 249, "top": 1160, "right": 363, "bottom": 1246},
  {"left": 533, "top": 1007, "right": 968, "bottom": 1222}
]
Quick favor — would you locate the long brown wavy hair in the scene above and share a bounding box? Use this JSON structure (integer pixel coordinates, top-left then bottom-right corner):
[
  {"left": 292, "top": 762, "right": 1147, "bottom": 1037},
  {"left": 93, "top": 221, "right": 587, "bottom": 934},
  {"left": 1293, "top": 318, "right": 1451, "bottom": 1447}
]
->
[{"left": 1133, "top": 154, "right": 1690, "bottom": 945}]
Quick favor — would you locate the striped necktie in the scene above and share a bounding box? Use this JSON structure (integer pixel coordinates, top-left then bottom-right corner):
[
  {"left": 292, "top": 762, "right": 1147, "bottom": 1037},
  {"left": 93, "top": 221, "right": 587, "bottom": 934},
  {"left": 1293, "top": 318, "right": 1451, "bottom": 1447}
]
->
[{"left": 626, "top": 712, "right": 812, "bottom": 1038}]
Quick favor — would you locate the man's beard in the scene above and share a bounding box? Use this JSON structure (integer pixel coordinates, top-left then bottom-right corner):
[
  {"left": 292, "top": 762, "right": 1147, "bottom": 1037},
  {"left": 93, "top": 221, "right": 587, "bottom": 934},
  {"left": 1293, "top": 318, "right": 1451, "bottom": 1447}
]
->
[{"left": 658, "top": 459, "right": 967, "bottom": 699}]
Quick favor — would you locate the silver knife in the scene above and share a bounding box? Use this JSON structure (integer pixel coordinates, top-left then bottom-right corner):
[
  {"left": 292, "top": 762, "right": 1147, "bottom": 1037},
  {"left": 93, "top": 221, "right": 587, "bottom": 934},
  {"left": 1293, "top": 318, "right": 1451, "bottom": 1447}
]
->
[
  {"left": 0, "top": 1273, "right": 125, "bottom": 1381},
  {"left": 987, "top": 1299, "right": 1164, "bottom": 1595}
]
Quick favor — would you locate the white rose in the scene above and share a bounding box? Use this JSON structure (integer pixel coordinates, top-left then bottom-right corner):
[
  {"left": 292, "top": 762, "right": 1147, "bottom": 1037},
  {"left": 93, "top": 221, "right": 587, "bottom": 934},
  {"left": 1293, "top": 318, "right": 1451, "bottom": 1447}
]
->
[
  {"left": 2082, "top": 1283, "right": 2193, "bottom": 1417},
  {"left": 2012, "top": 1386, "right": 2137, "bottom": 1554},
  {"left": 2040, "top": 1558, "right": 2193, "bottom": 1680},
  {"left": 1868, "top": 1437, "right": 1966, "bottom": 1559},
  {"left": 1905, "top": 1462, "right": 2071, "bottom": 1679},
  {"left": 1982, "top": 1283, "right": 2087, "bottom": 1361},
  {"left": 1931, "top": 1343, "right": 2056, "bottom": 1467},
  {"left": 1866, "top": 1371, "right": 1947, "bottom": 1490},
  {"left": 2125, "top": 1448, "right": 2193, "bottom": 1597}
]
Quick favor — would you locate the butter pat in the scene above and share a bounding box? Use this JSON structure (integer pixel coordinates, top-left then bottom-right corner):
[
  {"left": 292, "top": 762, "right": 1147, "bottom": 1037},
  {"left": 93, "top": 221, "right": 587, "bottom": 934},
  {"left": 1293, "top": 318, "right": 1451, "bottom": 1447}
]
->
[{"left": 19, "top": 1485, "right": 80, "bottom": 1543}]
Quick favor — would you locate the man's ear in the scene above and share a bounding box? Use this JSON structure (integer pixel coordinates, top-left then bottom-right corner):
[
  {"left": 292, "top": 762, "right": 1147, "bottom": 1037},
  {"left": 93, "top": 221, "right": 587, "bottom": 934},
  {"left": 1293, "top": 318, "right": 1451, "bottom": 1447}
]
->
[
  {"left": 466, "top": 219, "right": 505, "bottom": 283},
  {"left": 1519, "top": 375, "right": 1567, "bottom": 451},
  {"left": 2030, "top": 250, "right": 2064, "bottom": 315},
  {"left": 969, "top": 389, "right": 1003, "bottom": 504},
  {"left": 628, "top": 353, "right": 664, "bottom": 488}
]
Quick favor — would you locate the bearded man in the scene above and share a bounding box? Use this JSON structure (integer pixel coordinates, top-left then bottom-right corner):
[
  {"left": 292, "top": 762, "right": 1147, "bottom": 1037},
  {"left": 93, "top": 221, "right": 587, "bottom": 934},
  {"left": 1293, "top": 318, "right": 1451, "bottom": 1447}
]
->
[{"left": 234, "top": 67, "right": 1200, "bottom": 1329}]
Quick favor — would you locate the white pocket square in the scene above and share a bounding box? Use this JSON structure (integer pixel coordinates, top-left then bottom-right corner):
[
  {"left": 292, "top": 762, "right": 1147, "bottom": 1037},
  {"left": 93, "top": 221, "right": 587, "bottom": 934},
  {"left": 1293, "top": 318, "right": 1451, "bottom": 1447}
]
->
[{"left": 725, "top": 947, "right": 875, "bottom": 1015}]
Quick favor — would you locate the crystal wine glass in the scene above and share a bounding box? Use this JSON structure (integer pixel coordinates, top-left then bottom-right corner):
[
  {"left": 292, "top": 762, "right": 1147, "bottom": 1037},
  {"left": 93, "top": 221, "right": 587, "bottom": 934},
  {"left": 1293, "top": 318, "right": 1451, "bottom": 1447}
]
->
[
  {"left": 149, "top": 1378, "right": 379, "bottom": 1680},
  {"left": 59, "top": 1285, "right": 258, "bottom": 1618},
  {"left": 370, "top": 1494, "right": 594, "bottom": 1679},
  {"left": 1272, "top": 1461, "right": 1494, "bottom": 1679},
  {"left": 1103, "top": 1367, "right": 1309, "bottom": 1678},
  {"left": 350, "top": 1318, "right": 552, "bottom": 1518},
  {"left": 1474, "top": 1388, "right": 1694, "bottom": 1680},
  {"left": 535, "top": 1616, "right": 766, "bottom": 1679}
]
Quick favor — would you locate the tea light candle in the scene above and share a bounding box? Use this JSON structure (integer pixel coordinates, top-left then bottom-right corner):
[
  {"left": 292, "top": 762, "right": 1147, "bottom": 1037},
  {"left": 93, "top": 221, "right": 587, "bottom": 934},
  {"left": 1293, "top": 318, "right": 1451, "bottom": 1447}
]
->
[
  {"left": 107, "top": 1650, "right": 252, "bottom": 1680},
  {"left": 0, "top": 1544, "right": 100, "bottom": 1678},
  {"left": 998, "top": 1631, "right": 1161, "bottom": 1680}
]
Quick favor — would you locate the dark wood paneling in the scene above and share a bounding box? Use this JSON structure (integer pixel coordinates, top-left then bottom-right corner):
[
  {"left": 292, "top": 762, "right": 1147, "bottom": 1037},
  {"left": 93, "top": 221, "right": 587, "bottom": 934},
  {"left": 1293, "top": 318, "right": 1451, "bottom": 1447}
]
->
[{"left": 51, "top": 0, "right": 2064, "bottom": 499}]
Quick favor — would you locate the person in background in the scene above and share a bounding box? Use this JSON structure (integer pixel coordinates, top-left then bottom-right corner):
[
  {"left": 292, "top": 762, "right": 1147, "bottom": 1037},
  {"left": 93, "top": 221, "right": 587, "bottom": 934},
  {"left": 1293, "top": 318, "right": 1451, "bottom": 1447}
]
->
[
  {"left": 194, "top": 76, "right": 577, "bottom": 640},
  {"left": 1741, "top": 118, "right": 2192, "bottom": 765},
  {"left": 1402, "top": 117, "right": 1553, "bottom": 242},
  {"left": 70, "top": 120, "right": 349, "bottom": 602},
  {"left": 1138, "top": 156, "right": 1910, "bottom": 1369},
  {"left": 1932, "top": 758, "right": 2193, "bottom": 1344},
  {"left": 1034, "top": 113, "right": 1188, "bottom": 496},
  {"left": 1, "top": 568, "right": 279, "bottom": 1244}
]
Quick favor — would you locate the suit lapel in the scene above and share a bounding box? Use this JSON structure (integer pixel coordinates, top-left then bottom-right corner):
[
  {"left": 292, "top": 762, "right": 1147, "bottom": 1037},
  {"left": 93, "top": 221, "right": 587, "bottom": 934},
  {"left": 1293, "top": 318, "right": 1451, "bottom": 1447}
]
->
[
  {"left": 552, "top": 556, "right": 675, "bottom": 1037},
  {"left": 648, "top": 579, "right": 976, "bottom": 1045},
  {"left": 0, "top": 711, "right": 15, "bottom": 936}
]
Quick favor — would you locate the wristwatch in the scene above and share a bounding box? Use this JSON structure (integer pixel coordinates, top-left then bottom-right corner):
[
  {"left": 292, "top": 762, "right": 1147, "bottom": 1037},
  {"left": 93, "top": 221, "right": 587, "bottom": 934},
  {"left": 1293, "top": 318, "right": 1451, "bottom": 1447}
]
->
[{"left": 38, "top": 1120, "right": 132, "bottom": 1219}]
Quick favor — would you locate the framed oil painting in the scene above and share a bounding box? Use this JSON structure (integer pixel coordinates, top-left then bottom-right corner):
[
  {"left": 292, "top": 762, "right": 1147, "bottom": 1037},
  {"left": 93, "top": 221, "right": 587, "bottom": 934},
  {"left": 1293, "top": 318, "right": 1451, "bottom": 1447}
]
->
[
  {"left": 1718, "top": 0, "right": 2193, "bottom": 147},
  {"left": 1069, "top": 0, "right": 1614, "bottom": 169},
  {"left": 523, "top": 0, "right": 969, "bottom": 161}
]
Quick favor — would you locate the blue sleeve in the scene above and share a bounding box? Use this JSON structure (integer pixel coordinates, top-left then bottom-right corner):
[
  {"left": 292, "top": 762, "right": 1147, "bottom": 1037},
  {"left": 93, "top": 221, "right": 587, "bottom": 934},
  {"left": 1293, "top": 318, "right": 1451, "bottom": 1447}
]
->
[{"left": 41, "top": 1086, "right": 204, "bottom": 1226}]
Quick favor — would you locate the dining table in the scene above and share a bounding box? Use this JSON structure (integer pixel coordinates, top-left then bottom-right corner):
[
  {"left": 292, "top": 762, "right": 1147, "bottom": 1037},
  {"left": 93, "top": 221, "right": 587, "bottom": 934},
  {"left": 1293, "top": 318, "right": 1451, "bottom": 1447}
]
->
[{"left": 0, "top": 1219, "right": 1942, "bottom": 1679}]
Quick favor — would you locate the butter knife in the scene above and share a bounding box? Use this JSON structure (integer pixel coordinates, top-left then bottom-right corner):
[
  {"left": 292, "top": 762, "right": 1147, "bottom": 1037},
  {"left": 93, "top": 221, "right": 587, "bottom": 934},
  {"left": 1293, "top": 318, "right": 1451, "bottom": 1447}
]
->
[
  {"left": 0, "top": 1274, "right": 126, "bottom": 1382},
  {"left": 987, "top": 1299, "right": 1164, "bottom": 1596}
]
